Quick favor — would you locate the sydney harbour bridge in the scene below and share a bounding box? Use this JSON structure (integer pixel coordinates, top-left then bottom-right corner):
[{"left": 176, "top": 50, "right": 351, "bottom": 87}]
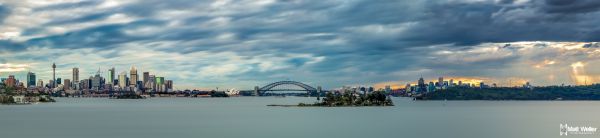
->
[{"left": 253, "top": 81, "right": 322, "bottom": 96}]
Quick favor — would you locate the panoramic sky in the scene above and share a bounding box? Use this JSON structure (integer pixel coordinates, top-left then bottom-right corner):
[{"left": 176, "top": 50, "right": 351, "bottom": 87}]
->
[{"left": 1, "top": 0, "right": 600, "bottom": 90}]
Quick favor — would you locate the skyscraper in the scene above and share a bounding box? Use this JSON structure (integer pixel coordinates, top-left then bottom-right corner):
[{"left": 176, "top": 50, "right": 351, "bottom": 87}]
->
[
  {"left": 57, "top": 78, "right": 62, "bottom": 85},
  {"left": 165, "top": 80, "right": 173, "bottom": 90},
  {"left": 130, "top": 66, "right": 138, "bottom": 88},
  {"left": 64, "top": 79, "right": 71, "bottom": 90},
  {"left": 155, "top": 77, "right": 164, "bottom": 92},
  {"left": 148, "top": 75, "right": 155, "bottom": 91},
  {"left": 73, "top": 67, "right": 79, "bottom": 84},
  {"left": 108, "top": 67, "right": 115, "bottom": 85},
  {"left": 438, "top": 77, "right": 443, "bottom": 87},
  {"left": 6, "top": 75, "right": 16, "bottom": 88},
  {"left": 417, "top": 77, "right": 426, "bottom": 93},
  {"left": 27, "top": 72, "right": 36, "bottom": 87},
  {"left": 37, "top": 79, "right": 43, "bottom": 87},
  {"left": 92, "top": 73, "right": 103, "bottom": 91},
  {"left": 118, "top": 71, "right": 127, "bottom": 89},
  {"left": 52, "top": 63, "right": 56, "bottom": 88},
  {"left": 142, "top": 72, "right": 149, "bottom": 88}
]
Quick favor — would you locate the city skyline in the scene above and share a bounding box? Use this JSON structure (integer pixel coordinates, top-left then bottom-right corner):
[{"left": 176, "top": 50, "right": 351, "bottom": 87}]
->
[{"left": 1, "top": 0, "right": 600, "bottom": 89}]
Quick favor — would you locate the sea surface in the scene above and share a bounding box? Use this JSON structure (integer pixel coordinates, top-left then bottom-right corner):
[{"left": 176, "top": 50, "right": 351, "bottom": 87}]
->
[{"left": 1, "top": 97, "right": 599, "bottom": 138}]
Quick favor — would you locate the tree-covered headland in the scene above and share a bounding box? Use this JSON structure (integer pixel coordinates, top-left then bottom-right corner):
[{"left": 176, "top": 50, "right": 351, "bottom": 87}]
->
[{"left": 418, "top": 84, "right": 600, "bottom": 100}]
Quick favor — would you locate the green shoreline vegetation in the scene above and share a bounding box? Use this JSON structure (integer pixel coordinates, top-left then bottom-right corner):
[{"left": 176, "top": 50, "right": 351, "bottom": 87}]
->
[
  {"left": 1, "top": 87, "right": 55, "bottom": 104},
  {"left": 270, "top": 91, "right": 393, "bottom": 107},
  {"left": 418, "top": 84, "right": 600, "bottom": 100}
]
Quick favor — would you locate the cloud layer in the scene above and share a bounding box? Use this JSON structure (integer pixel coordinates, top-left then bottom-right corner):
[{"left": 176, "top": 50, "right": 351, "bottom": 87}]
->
[{"left": 1, "top": 0, "right": 600, "bottom": 89}]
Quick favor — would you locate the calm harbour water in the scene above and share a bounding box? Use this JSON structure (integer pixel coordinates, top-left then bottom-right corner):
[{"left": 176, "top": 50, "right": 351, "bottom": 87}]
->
[{"left": 1, "top": 97, "right": 599, "bottom": 138}]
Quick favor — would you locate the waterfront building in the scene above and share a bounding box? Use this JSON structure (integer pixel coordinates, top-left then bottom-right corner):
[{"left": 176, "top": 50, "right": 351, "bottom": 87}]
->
[
  {"left": 428, "top": 82, "right": 436, "bottom": 92},
  {"left": 142, "top": 72, "right": 149, "bottom": 88},
  {"left": 27, "top": 72, "right": 36, "bottom": 88},
  {"left": 359, "top": 87, "right": 366, "bottom": 94},
  {"left": 80, "top": 79, "right": 90, "bottom": 90},
  {"left": 438, "top": 77, "right": 443, "bottom": 87},
  {"left": 417, "top": 77, "right": 426, "bottom": 93},
  {"left": 130, "top": 66, "right": 138, "bottom": 88},
  {"left": 73, "top": 67, "right": 79, "bottom": 84},
  {"left": 385, "top": 85, "right": 391, "bottom": 93},
  {"left": 48, "top": 80, "right": 54, "bottom": 88},
  {"left": 155, "top": 77, "right": 164, "bottom": 92},
  {"left": 148, "top": 75, "right": 156, "bottom": 91},
  {"left": 64, "top": 79, "right": 71, "bottom": 90},
  {"left": 108, "top": 67, "right": 115, "bottom": 85},
  {"left": 118, "top": 72, "right": 127, "bottom": 89},
  {"left": 6, "top": 75, "right": 16, "bottom": 87},
  {"left": 92, "top": 73, "right": 103, "bottom": 91},
  {"left": 524, "top": 82, "right": 532, "bottom": 88},
  {"left": 37, "top": 79, "right": 43, "bottom": 87},
  {"left": 165, "top": 80, "right": 173, "bottom": 90}
]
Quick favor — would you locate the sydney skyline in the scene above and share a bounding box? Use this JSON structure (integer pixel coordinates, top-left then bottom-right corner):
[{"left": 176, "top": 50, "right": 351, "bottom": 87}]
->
[{"left": 1, "top": 0, "right": 600, "bottom": 90}]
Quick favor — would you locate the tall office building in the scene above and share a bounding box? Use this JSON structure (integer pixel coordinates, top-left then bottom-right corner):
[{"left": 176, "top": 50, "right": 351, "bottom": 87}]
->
[
  {"left": 37, "top": 79, "right": 43, "bottom": 87},
  {"left": 155, "top": 77, "right": 164, "bottom": 86},
  {"left": 130, "top": 66, "right": 138, "bottom": 88},
  {"left": 384, "top": 85, "right": 391, "bottom": 93},
  {"left": 57, "top": 78, "right": 62, "bottom": 85},
  {"left": 64, "top": 79, "right": 71, "bottom": 90},
  {"left": 118, "top": 71, "right": 127, "bottom": 89},
  {"left": 417, "top": 77, "right": 426, "bottom": 93},
  {"left": 72, "top": 67, "right": 79, "bottom": 84},
  {"left": 27, "top": 72, "right": 36, "bottom": 87},
  {"left": 108, "top": 67, "right": 115, "bottom": 85},
  {"left": 142, "top": 72, "right": 149, "bottom": 88},
  {"left": 6, "top": 75, "right": 16, "bottom": 87},
  {"left": 428, "top": 82, "right": 436, "bottom": 92},
  {"left": 155, "top": 77, "right": 164, "bottom": 92},
  {"left": 148, "top": 75, "right": 155, "bottom": 91},
  {"left": 48, "top": 80, "right": 54, "bottom": 88},
  {"left": 165, "top": 80, "right": 173, "bottom": 90},
  {"left": 92, "top": 73, "right": 103, "bottom": 90},
  {"left": 52, "top": 63, "right": 56, "bottom": 88},
  {"left": 438, "top": 77, "right": 443, "bottom": 87}
]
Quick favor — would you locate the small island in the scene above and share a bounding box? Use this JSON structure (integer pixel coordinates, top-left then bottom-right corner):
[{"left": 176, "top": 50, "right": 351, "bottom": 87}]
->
[{"left": 269, "top": 91, "right": 394, "bottom": 107}]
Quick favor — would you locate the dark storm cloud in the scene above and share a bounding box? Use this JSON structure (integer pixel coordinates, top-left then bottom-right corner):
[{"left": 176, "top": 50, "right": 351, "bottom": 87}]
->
[
  {"left": 16, "top": 0, "right": 600, "bottom": 51},
  {"left": 542, "top": 0, "right": 600, "bottom": 14},
  {"left": 397, "top": 0, "right": 600, "bottom": 46},
  {"left": 0, "top": 4, "right": 9, "bottom": 24},
  {"left": 44, "top": 12, "right": 114, "bottom": 26},
  {"left": 0, "top": 40, "right": 26, "bottom": 51},
  {"left": 33, "top": 1, "right": 101, "bottom": 11},
  {"left": 24, "top": 19, "right": 166, "bottom": 49}
]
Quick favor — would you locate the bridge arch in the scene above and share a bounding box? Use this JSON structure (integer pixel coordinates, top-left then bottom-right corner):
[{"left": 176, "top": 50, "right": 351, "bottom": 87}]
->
[{"left": 256, "top": 81, "right": 319, "bottom": 95}]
